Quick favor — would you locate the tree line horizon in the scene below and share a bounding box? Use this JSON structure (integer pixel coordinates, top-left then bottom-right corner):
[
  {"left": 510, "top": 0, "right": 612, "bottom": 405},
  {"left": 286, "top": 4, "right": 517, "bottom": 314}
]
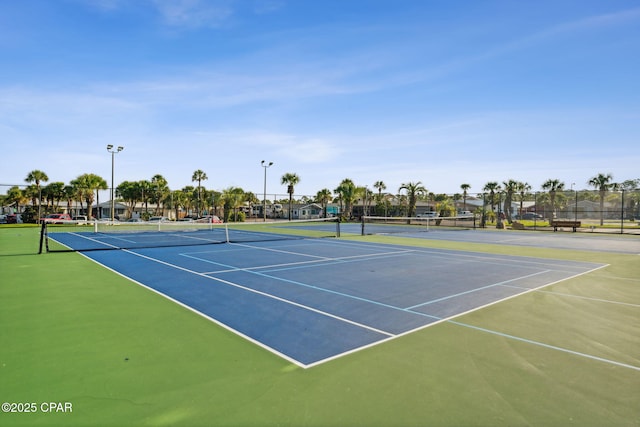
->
[{"left": 2, "top": 169, "right": 639, "bottom": 222}]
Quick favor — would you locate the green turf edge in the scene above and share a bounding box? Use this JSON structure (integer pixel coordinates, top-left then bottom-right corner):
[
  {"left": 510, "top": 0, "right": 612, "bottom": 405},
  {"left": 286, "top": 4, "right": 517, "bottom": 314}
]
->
[{"left": 1, "top": 226, "right": 639, "bottom": 426}]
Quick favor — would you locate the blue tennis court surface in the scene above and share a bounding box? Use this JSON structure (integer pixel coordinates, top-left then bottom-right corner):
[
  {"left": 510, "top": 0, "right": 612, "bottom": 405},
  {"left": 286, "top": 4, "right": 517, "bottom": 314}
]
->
[{"left": 50, "top": 234, "right": 604, "bottom": 368}]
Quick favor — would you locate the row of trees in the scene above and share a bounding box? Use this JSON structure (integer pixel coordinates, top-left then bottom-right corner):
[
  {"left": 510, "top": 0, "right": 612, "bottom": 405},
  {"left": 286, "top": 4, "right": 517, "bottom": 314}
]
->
[
  {"left": 1, "top": 169, "right": 304, "bottom": 222},
  {"left": 477, "top": 175, "right": 640, "bottom": 225},
  {"left": 5, "top": 170, "right": 109, "bottom": 222},
  {"left": 2, "top": 169, "right": 638, "bottom": 224}
]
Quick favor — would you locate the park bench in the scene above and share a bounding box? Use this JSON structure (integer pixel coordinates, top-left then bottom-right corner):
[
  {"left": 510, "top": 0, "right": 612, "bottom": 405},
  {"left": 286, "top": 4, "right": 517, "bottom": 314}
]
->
[{"left": 550, "top": 220, "right": 581, "bottom": 232}]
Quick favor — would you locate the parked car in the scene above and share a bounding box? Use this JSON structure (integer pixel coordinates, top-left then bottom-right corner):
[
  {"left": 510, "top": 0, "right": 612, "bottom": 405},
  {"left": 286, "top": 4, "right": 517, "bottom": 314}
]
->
[
  {"left": 0, "top": 214, "right": 6, "bottom": 224},
  {"left": 125, "top": 218, "right": 145, "bottom": 223},
  {"left": 41, "top": 213, "right": 72, "bottom": 223},
  {"left": 416, "top": 212, "right": 438, "bottom": 218},
  {"left": 148, "top": 216, "right": 170, "bottom": 222},
  {"left": 6, "top": 214, "right": 23, "bottom": 224},
  {"left": 195, "top": 215, "right": 223, "bottom": 223},
  {"left": 73, "top": 215, "right": 88, "bottom": 224},
  {"left": 457, "top": 210, "right": 474, "bottom": 220},
  {"left": 517, "top": 213, "right": 543, "bottom": 220}
]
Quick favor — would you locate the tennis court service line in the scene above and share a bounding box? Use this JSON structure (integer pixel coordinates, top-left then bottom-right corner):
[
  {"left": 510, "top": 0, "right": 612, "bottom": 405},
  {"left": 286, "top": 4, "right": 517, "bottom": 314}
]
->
[
  {"left": 180, "top": 249, "right": 335, "bottom": 274},
  {"left": 181, "top": 241, "right": 416, "bottom": 274},
  {"left": 68, "top": 231, "right": 126, "bottom": 248},
  {"left": 122, "top": 249, "right": 396, "bottom": 338},
  {"left": 179, "top": 246, "right": 442, "bottom": 322}
]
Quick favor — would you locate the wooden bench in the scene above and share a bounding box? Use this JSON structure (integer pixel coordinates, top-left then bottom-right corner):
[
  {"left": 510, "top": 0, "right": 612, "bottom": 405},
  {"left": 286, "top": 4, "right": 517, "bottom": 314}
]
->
[{"left": 550, "top": 220, "right": 581, "bottom": 232}]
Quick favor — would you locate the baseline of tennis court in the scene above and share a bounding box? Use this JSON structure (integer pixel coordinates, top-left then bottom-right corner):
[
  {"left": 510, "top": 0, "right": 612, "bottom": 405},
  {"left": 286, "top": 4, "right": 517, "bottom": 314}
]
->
[{"left": 50, "top": 234, "right": 604, "bottom": 367}]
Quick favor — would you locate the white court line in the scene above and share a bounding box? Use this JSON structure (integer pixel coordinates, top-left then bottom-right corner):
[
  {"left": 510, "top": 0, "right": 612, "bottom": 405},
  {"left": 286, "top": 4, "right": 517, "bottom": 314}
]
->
[
  {"left": 405, "top": 270, "right": 552, "bottom": 310},
  {"left": 123, "top": 249, "right": 396, "bottom": 339},
  {"left": 180, "top": 239, "right": 415, "bottom": 273},
  {"left": 180, "top": 248, "right": 439, "bottom": 321},
  {"left": 449, "top": 320, "right": 640, "bottom": 372},
  {"left": 223, "top": 239, "right": 598, "bottom": 276},
  {"left": 75, "top": 238, "right": 616, "bottom": 369},
  {"left": 334, "top": 238, "right": 602, "bottom": 271},
  {"left": 533, "top": 288, "right": 640, "bottom": 308},
  {"left": 66, "top": 230, "right": 223, "bottom": 247},
  {"left": 67, "top": 232, "right": 126, "bottom": 247}
]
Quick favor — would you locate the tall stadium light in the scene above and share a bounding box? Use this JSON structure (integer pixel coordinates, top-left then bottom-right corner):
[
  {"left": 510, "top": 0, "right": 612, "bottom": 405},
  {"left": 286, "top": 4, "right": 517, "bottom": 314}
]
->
[
  {"left": 571, "top": 183, "right": 577, "bottom": 224},
  {"left": 620, "top": 188, "right": 625, "bottom": 234},
  {"left": 107, "top": 145, "right": 124, "bottom": 222},
  {"left": 261, "top": 160, "right": 273, "bottom": 222}
]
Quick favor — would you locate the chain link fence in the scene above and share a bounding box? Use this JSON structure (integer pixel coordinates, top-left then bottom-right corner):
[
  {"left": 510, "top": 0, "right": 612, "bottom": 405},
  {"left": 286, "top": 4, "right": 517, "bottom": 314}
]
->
[
  {"left": 3, "top": 183, "right": 640, "bottom": 234},
  {"left": 476, "top": 189, "right": 640, "bottom": 234}
]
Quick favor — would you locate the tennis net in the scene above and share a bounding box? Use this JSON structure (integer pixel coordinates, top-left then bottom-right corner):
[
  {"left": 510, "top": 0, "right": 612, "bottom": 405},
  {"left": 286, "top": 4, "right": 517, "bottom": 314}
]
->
[
  {"left": 361, "top": 215, "right": 476, "bottom": 236},
  {"left": 39, "top": 218, "right": 341, "bottom": 253}
]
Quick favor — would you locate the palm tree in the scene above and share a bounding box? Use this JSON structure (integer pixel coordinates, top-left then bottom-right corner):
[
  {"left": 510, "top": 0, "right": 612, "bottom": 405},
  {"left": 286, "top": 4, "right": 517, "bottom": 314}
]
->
[
  {"left": 482, "top": 182, "right": 501, "bottom": 226},
  {"left": 221, "top": 186, "right": 246, "bottom": 222},
  {"left": 116, "top": 181, "right": 140, "bottom": 218},
  {"left": 588, "top": 173, "right": 613, "bottom": 226},
  {"left": 502, "top": 179, "right": 518, "bottom": 224},
  {"left": 334, "top": 178, "right": 359, "bottom": 220},
  {"left": 515, "top": 181, "right": 531, "bottom": 220},
  {"left": 374, "top": 181, "right": 386, "bottom": 198},
  {"left": 62, "top": 185, "right": 76, "bottom": 216},
  {"left": 70, "top": 181, "right": 87, "bottom": 219},
  {"left": 151, "top": 174, "right": 169, "bottom": 215},
  {"left": 181, "top": 186, "right": 196, "bottom": 217},
  {"left": 541, "top": 179, "right": 565, "bottom": 221},
  {"left": 398, "top": 181, "right": 427, "bottom": 217},
  {"left": 281, "top": 172, "right": 300, "bottom": 220},
  {"left": 43, "top": 182, "right": 65, "bottom": 211},
  {"left": 71, "top": 173, "right": 108, "bottom": 220},
  {"left": 25, "top": 169, "right": 49, "bottom": 222},
  {"left": 460, "top": 183, "right": 471, "bottom": 212},
  {"left": 171, "top": 190, "right": 188, "bottom": 220},
  {"left": 315, "top": 188, "right": 333, "bottom": 218},
  {"left": 191, "top": 169, "right": 208, "bottom": 217},
  {"left": 5, "top": 186, "right": 27, "bottom": 215},
  {"left": 137, "top": 180, "right": 153, "bottom": 217},
  {"left": 482, "top": 182, "right": 500, "bottom": 212},
  {"left": 373, "top": 180, "right": 387, "bottom": 215},
  {"left": 360, "top": 186, "right": 373, "bottom": 216}
]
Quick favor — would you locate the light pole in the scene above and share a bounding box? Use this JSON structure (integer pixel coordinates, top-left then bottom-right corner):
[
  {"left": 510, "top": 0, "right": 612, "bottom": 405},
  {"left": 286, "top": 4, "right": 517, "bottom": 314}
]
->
[
  {"left": 620, "top": 188, "right": 625, "bottom": 234},
  {"left": 571, "top": 183, "right": 577, "bottom": 224},
  {"left": 107, "top": 145, "right": 124, "bottom": 221},
  {"left": 261, "top": 160, "right": 273, "bottom": 222}
]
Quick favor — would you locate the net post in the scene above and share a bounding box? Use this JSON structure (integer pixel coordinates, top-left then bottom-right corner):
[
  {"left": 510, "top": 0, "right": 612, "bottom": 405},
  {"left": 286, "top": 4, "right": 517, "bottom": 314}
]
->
[
  {"left": 93, "top": 220, "right": 98, "bottom": 233},
  {"left": 361, "top": 216, "right": 365, "bottom": 236},
  {"left": 38, "top": 221, "right": 46, "bottom": 254},
  {"left": 336, "top": 217, "right": 341, "bottom": 238},
  {"left": 225, "top": 223, "right": 230, "bottom": 243}
]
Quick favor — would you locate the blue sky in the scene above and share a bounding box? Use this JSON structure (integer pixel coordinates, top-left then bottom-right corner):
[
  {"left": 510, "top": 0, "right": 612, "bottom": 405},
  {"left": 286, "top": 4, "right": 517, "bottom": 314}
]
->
[{"left": 1, "top": 0, "right": 639, "bottom": 198}]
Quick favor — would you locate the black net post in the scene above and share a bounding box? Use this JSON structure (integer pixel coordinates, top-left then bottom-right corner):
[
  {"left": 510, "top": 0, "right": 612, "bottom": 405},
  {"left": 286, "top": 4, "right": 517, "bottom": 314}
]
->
[{"left": 38, "top": 222, "right": 48, "bottom": 254}]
